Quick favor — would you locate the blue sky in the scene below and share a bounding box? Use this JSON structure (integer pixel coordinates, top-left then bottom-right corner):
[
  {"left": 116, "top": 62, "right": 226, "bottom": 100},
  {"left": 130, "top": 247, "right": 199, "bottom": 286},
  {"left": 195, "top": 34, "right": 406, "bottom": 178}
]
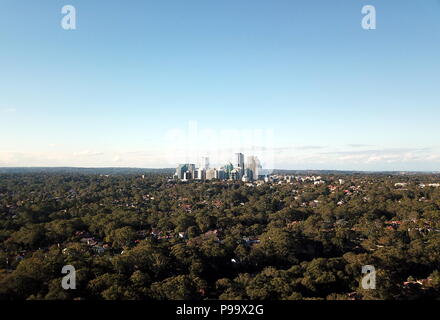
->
[{"left": 0, "top": 0, "right": 439, "bottom": 170}]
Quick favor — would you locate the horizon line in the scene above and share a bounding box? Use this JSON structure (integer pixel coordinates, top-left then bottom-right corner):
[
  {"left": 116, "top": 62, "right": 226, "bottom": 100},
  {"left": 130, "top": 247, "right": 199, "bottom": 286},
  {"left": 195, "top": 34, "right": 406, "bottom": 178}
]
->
[{"left": 0, "top": 166, "right": 439, "bottom": 174}]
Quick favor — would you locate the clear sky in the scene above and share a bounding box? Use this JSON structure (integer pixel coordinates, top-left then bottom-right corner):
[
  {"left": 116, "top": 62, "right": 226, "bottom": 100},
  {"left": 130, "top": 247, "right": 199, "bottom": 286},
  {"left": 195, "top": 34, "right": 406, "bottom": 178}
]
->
[{"left": 1, "top": 0, "right": 439, "bottom": 170}]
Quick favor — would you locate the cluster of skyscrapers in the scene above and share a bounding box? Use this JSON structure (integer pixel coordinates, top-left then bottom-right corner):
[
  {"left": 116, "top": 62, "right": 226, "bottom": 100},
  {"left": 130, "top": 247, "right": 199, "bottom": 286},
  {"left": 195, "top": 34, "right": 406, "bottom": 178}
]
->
[{"left": 175, "top": 153, "right": 262, "bottom": 182}]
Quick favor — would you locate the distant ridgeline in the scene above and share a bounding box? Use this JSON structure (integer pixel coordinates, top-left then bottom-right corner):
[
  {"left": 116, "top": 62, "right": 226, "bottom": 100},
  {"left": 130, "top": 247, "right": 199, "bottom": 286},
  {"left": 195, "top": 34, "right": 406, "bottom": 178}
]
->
[
  {"left": 0, "top": 167, "right": 175, "bottom": 175},
  {"left": 272, "top": 170, "right": 440, "bottom": 176},
  {"left": 0, "top": 167, "right": 437, "bottom": 176}
]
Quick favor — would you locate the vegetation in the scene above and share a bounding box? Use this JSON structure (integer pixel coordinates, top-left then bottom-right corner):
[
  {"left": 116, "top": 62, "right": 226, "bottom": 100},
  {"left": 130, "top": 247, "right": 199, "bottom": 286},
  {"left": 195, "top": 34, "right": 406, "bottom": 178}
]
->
[{"left": 0, "top": 171, "right": 440, "bottom": 300}]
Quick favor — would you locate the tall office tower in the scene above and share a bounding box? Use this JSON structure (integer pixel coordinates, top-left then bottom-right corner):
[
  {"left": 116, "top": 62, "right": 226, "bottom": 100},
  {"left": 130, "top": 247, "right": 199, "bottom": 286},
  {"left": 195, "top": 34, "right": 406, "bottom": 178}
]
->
[
  {"left": 234, "top": 153, "right": 245, "bottom": 170},
  {"left": 187, "top": 164, "right": 196, "bottom": 179},
  {"left": 234, "top": 153, "right": 245, "bottom": 180},
  {"left": 197, "top": 168, "right": 206, "bottom": 180},
  {"left": 255, "top": 158, "right": 262, "bottom": 180},
  {"left": 246, "top": 156, "right": 261, "bottom": 181},
  {"left": 176, "top": 164, "right": 188, "bottom": 180},
  {"left": 200, "top": 157, "right": 210, "bottom": 170}
]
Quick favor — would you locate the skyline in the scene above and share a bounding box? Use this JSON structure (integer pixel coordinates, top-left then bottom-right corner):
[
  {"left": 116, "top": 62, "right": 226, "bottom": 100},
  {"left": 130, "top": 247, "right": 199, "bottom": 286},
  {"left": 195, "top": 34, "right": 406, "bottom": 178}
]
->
[
  {"left": 175, "top": 152, "right": 263, "bottom": 182},
  {"left": 1, "top": 0, "right": 440, "bottom": 170}
]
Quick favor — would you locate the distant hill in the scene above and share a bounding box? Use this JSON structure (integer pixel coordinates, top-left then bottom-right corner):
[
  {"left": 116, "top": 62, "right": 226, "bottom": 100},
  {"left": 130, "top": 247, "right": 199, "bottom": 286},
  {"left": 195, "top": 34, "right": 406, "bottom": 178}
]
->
[
  {"left": 271, "top": 169, "right": 438, "bottom": 176},
  {"left": 0, "top": 167, "right": 436, "bottom": 176},
  {"left": 0, "top": 167, "right": 175, "bottom": 175}
]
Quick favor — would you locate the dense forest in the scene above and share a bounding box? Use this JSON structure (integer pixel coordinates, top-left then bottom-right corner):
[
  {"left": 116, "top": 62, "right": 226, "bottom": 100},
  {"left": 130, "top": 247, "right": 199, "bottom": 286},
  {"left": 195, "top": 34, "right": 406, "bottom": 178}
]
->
[{"left": 0, "top": 172, "right": 439, "bottom": 300}]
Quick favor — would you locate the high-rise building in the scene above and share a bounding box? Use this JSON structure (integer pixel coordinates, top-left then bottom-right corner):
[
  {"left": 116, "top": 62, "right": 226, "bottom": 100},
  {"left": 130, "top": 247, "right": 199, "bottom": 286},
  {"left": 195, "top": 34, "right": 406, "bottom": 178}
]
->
[
  {"left": 187, "top": 164, "right": 196, "bottom": 174},
  {"left": 244, "top": 168, "right": 253, "bottom": 181},
  {"left": 176, "top": 164, "right": 188, "bottom": 180},
  {"left": 230, "top": 168, "right": 241, "bottom": 181},
  {"left": 200, "top": 157, "right": 210, "bottom": 170},
  {"left": 175, "top": 154, "right": 263, "bottom": 182},
  {"left": 234, "top": 153, "right": 245, "bottom": 179},
  {"left": 246, "top": 156, "right": 261, "bottom": 181},
  {"left": 234, "top": 153, "right": 245, "bottom": 170},
  {"left": 206, "top": 169, "right": 216, "bottom": 180},
  {"left": 215, "top": 169, "right": 226, "bottom": 180},
  {"left": 176, "top": 164, "right": 195, "bottom": 180},
  {"left": 223, "top": 162, "right": 234, "bottom": 179},
  {"left": 197, "top": 168, "right": 206, "bottom": 180},
  {"left": 183, "top": 170, "right": 192, "bottom": 181}
]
